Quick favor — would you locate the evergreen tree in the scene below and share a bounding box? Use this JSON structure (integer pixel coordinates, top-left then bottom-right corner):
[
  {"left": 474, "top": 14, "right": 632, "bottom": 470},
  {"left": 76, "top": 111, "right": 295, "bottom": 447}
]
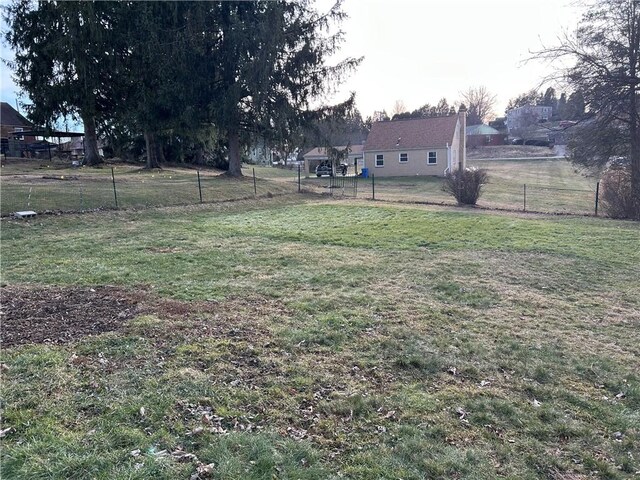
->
[
  {"left": 557, "top": 93, "right": 568, "bottom": 120},
  {"left": 565, "top": 91, "right": 586, "bottom": 121},
  {"left": 202, "top": 1, "right": 360, "bottom": 176},
  {"left": 4, "top": 0, "right": 118, "bottom": 165},
  {"left": 542, "top": 87, "right": 558, "bottom": 110},
  {"left": 109, "top": 1, "right": 195, "bottom": 169}
]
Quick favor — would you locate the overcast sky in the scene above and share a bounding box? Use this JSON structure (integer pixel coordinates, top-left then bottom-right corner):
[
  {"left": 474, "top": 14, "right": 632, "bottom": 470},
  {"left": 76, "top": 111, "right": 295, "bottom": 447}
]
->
[
  {"left": 328, "top": 0, "right": 583, "bottom": 118},
  {"left": 1, "top": 0, "right": 583, "bottom": 121}
]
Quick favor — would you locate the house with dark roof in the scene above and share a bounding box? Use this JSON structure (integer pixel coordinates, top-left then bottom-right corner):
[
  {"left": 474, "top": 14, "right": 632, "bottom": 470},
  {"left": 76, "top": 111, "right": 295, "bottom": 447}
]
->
[
  {"left": 1, "top": 102, "right": 36, "bottom": 155},
  {"left": 362, "top": 107, "right": 466, "bottom": 177}
]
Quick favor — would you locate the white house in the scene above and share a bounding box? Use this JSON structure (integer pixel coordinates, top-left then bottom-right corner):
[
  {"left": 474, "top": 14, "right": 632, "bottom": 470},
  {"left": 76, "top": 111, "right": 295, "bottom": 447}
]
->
[
  {"left": 506, "top": 105, "right": 553, "bottom": 132},
  {"left": 362, "top": 107, "right": 467, "bottom": 177}
]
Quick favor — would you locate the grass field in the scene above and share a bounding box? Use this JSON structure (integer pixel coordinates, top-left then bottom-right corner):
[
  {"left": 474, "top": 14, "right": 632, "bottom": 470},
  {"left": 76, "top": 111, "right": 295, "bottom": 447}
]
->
[
  {"left": 2, "top": 157, "right": 598, "bottom": 217},
  {"left": 0, "top": 159, "right": 301, "bottom": 216},
  {"left": 312, "top": 158, "right": 597, "bottom": 214},
  {"left": 1, "top": 197, "right": 638, "bottom": 479}
]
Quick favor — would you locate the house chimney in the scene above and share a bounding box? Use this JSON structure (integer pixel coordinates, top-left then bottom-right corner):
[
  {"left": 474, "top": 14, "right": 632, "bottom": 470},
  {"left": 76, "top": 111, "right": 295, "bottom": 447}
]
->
[{"left": 458, "top": 104, "right": 467, "bottom": 170}]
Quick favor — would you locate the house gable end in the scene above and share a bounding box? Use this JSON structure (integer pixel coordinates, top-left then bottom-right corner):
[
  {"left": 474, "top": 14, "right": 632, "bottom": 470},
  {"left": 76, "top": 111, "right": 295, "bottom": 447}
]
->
[{"left": 0, "top": 102, "right": 33, "bottom": 129}]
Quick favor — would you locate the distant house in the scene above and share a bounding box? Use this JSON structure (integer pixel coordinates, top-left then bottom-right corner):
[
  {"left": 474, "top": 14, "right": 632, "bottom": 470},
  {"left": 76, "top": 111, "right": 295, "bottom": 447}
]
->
[
  {"left": 466, "top": 124, "right": 505, "bottom": 147},
  {"left": 362, "top": 108, "right": 466, "bottom": 177},
  {"left": 506, "top": 105, "right": 552, "bottom": 132},
  {"left": 1, "top": 102, "right": 36, "bottom": 156},
  {"left": 303, "top": 144, "right": 364, "bottom": 176}
]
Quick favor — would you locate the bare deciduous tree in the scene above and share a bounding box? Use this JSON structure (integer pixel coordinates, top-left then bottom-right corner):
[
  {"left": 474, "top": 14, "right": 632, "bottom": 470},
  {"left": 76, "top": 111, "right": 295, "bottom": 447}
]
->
[
  {"left": 460, "top": 86, "right": 496, "bottom": 126},
  {"left": 392, "top": 100, "right": 408, "bottom": 117},
  {"left": 531, "top": 0, "right": 640, "bottom": 218}
]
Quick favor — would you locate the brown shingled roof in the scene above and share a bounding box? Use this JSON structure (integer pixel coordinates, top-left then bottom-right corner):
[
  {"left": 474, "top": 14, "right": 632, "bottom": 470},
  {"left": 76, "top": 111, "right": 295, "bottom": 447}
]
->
[
  {"left": 364, "top": 115, "right": 458, "bottom": 151},
  {"left": 1, "top": 102, "right": 33, "bottom": 128},
  {"left": 303, "top": 144, "right": 364, "bottom": 158}
]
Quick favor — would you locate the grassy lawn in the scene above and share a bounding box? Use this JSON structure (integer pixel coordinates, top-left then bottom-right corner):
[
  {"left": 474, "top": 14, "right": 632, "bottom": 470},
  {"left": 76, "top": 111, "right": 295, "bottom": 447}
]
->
[
  {"left": 470, "top": 158, "right": 597, "bottom": 214},
  {"left": 3, "top": 157, "right": 598, "bottom": 217},
  {"left": 0, "top": 160, "right": 301, "bottom": 216},
  {"left": 1, "top": 197, "right": 638, "bottom": 479},
  {"left": 303, "top": 158, "right": 597, "bottom": 215}
]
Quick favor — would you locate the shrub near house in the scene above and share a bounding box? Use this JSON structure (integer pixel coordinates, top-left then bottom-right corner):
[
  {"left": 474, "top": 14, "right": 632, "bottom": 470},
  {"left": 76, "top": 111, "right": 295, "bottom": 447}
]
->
[{"left": 442, "top": 167, "right": 489, "bottom": 205}]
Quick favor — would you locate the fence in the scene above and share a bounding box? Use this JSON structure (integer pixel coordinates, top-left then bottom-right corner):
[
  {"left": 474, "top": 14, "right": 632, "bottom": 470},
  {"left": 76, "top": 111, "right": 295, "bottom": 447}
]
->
[
  {"left": 328, "top": 175, "right": 358, "bottom": 197},
  {"left": 1, "top": 161, "right": 603, "bottom": 217},
  {"left": 1, "top": 166, "right": 303, "bottom": 217},
  {"left": 315, "top": 174, "right": 601, "bottom": 216}
]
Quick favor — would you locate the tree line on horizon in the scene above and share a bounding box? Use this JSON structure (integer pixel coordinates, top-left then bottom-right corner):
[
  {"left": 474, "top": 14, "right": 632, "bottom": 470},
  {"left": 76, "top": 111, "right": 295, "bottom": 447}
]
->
[
  {"left": 376, "top": 85, "right": 587, "bottom": 130},
  {"left": 368, "top": 87, "right": 495, "bottom": 126},
  {"left": 506, "top": 87, "right": 586, "bottom": 122}
]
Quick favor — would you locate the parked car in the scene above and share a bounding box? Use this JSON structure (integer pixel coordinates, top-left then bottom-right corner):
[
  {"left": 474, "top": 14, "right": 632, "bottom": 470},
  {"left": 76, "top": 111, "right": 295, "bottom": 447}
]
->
[
  {"left": 524, "top": 139, "right": 553, "bottom": 148},
  {"left": 316, "top": 164, "right": 333, "bottom": 177}
]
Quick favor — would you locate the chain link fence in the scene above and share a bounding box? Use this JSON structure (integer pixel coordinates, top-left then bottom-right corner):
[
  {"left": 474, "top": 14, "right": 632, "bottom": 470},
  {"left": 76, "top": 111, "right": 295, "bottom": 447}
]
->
[
  {"left": 311, "top": 174, "right": 600, "bottom": 216},
  {"left": 1, "top": 166, "right": 302, "bottom": 217},
  {"left": 1, "top": 161, "right": 602, "bottom": 218}
]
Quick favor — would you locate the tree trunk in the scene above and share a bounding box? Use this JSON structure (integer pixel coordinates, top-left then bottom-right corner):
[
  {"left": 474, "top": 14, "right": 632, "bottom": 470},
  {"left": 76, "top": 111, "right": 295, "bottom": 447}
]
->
[
  {"left": 155, "top": 137, "right": 166, "bottom": 165},
  {"left": 194, "top": 146, "right": 203, "bottom": 165},
  {"left": 227, "top": 125, "right": 243, "bottom": 177},
  {"left": 628, "top": 12, "right": 640, "bottom": 220},
  {"left": 144, "top": 130, "right": 161, "bottom": 169},
  {"left": 82, "top": 112, "right": 102, "bottom": 166}
]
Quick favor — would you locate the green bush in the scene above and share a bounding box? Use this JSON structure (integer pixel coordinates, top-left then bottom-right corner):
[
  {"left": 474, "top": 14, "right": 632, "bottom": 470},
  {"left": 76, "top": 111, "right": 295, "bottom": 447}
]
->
[{"left": 442, "top": 167, "right": 489, "bottom": 205}]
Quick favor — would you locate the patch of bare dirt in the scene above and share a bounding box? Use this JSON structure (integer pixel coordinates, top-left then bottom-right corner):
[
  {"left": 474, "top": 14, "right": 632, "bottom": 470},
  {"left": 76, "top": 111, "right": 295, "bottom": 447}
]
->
[
  {"left": 0, "top": 285, "right": 289, "bottom": 348},
  {"left": 1, "top": 285, "right": 142, "bottom": 347}
]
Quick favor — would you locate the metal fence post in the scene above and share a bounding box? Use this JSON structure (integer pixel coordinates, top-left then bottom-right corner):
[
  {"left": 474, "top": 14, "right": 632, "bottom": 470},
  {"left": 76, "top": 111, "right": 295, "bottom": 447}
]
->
[
  {"left": 594, "top": 181, "right": 600, "bottom": 216},
  {"left": 197, "top": 170, "right": 203, "bottom": 203},
  {"left": 372, "top": 173, "right": 375, "bottom": 200},
  {"left": 111, "top": 167, "right": 119, "bottom": 208},
  {"left": 298, "top": 164, "right": 301, "bottom": 193},
  {"left": 523, "top": 183, "right": 526, "bottom": 212},
  {"left": 253, "top": 168, "right": 257, "bottom": 195}
]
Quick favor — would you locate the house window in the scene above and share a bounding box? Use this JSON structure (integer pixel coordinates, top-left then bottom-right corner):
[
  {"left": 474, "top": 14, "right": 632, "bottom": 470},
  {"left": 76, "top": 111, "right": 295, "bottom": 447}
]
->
[
  {"left": 13, "top": 127, "right": 24, "bottom": 140},
  {"left": 375, "top": 154, "right": 384, "bottom": 167},
  {"left": 427, "top": 151, "right": 437, "bottom": 164},
  {"left": 399, "top": 153, "right": 408, "bottom": 163}
]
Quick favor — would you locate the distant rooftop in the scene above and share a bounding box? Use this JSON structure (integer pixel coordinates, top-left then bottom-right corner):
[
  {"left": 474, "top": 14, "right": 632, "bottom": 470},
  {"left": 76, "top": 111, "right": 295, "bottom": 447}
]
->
[
  {"left": 1, "top": 102, "right": 33, "bottom": 128},
  {"left": 303, "top": 144, "right": 364, "bottom": 158},
  {"left": 466, "top": 124, "right": 501, "bottom": 136}
]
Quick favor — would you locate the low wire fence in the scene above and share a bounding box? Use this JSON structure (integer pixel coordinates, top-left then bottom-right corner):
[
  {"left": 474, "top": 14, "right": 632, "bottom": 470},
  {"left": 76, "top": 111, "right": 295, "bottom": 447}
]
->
[
  {"left": 1, "top": 167, "right": 302, "bottom": 217},
  {"left": 319, "top": 174, "right": 601, "bottom": 216},
  {"left": 1, "top": 162, "right": 602, "bottom": 218}
]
